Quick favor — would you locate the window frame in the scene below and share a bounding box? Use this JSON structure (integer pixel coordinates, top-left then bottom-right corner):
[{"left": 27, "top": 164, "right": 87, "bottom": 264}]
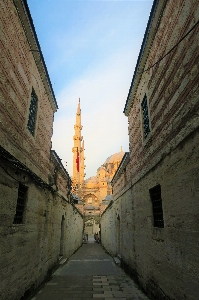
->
[
  {"left": 149, "top": 184, "right": 164, "bottom": 228},
  {"left": 141, "top": 94, "right": 151, "bottom": 140},
  {"left": 27, "top": 89, "right": 38, "bottom": 136},
  {"left": 13, "top": 183, "right": 28, "bottom": 224}
]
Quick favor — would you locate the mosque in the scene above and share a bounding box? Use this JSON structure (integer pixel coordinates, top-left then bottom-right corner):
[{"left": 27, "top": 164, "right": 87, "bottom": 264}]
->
[{"left": 72, "top": 99, "right": 124, "bottom": 234}]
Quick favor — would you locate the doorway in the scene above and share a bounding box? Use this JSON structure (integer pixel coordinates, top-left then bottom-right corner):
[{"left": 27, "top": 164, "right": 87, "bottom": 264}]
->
[
  {"left": 116, "top": 214, "right": 121, "bottom": 255},
  {"left": 59, "top": 215, "right": 65, "bottom": 256}
]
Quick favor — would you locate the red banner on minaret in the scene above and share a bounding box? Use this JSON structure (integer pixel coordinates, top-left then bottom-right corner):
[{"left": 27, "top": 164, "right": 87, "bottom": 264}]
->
[{"left": 76, "top": 149, "right": 80, "bottom": 172}]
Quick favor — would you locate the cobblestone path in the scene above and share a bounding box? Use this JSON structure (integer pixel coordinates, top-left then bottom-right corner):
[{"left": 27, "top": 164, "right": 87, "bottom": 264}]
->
[{"left": 31, "top": 237, "right": 149, "bottom": 300}]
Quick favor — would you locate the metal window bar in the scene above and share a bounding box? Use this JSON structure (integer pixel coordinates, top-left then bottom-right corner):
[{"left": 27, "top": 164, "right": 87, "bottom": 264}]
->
[
  {"left": 141, "top": 95, "right": 150, "bottom": 138},
  {"left": 13, "top": 184, "right": 28, "bottom": 224},
  {"left": 27, "top": 90, "right": 38, "bottom": 135},
  {"left": 149, "top": 185, "right": 164, "bottom": 228}
]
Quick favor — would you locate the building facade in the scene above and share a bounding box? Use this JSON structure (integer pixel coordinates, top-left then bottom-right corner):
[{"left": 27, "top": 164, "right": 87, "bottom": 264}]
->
[
  {"left": 0, "top": 1, "right": 83, "bottom": 299},
  {"left": 101, "top": 1, "right": 199, "bottom": 299},
  {"left": 76, "top": 151, "right": 124, "bottom": 234}
]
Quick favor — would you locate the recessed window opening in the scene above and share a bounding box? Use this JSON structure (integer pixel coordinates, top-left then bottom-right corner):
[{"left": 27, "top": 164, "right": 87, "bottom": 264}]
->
[
  {"left": 27, "top": 89, "right": 38, "bottom": 135},
  {"left": 88, "top": 197, "right": 92, "bottom": 204},
  {"left": 13, "top": 183, "right": 28, "bottom": 224},
  {"left": 141, "top": 94, "right": 150, "bottom": 138},
  {"left": 149, "top": 184, "right": 164, "bottom": 228}
]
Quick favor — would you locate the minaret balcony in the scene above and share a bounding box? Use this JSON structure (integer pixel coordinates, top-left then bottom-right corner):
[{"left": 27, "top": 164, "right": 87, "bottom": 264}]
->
[
  {"left": 74, "top": 125, "right": 83, "bottom": 130},
  {"left": 73, "top": 136, "right": 82, "bottom": 141}
]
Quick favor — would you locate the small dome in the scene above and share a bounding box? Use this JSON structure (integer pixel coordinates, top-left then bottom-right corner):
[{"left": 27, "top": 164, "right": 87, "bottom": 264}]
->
[
  {"left": 104, "top": 194, "right": 113, "bottom": 201},
  {"left": 84, "top": 205, "right": 95, "bottom": 210},
  {"left": 97, "top": 166, "right": 106, "bottom": 172},
  {"left": 77, "top": 200, "right": 84, "bottom": 205},
  {"left": 84, "top": 176, "right": 98, "bottom": 184}
]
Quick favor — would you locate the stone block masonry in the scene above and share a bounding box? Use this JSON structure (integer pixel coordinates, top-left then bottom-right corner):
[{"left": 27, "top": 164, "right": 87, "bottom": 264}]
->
[
  {"left": 0, "top": 154, "right": 83, "bottom": 300},
  {"left": 101, "top": 0, "right": 199, "bottom": 299},
  {"left": 0, "top": 1, "right": 84, "bottom": 299}
]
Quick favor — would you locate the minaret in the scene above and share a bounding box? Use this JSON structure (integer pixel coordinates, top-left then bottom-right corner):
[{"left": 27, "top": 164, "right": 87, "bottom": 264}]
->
[
  {"left": 72, "top": 99, "right": 85, "bottom": 195},
  {"left": 80, "top": 140, "right": 86, "bottom": 183}
]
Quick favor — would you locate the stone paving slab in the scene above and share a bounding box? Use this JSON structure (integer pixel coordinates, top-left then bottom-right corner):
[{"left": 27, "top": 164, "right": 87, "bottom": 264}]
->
[{"left": 31, "top": 242, "right": 149, "bottom": 300}]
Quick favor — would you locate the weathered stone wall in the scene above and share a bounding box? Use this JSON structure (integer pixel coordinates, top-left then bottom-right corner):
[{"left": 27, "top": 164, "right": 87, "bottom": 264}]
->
[
  {"left": 127, "top": 0, "right": 199, "bottom": 186},
  {"left": 0, "top": 1, "right": 84, "bottom": 300},
  {"left": 102, "top": 130, "right": 199, "bottom": 299},
  {"left": 0, "top": 0, "right": 56, "bottom": 183},
  {"left": 0, "top": 158, "right": 83, "bottom": 300},
  {"left": 101, "top": 1, "right": 199, "bottom": 299}
]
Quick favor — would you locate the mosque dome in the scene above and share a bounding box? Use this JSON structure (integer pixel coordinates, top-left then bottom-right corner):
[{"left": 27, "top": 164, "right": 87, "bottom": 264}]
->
[{"left": 104, "top": 151, "right": 125, "bottom": 164}]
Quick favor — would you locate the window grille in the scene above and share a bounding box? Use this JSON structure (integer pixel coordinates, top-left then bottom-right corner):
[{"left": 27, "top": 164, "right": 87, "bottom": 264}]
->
[
  {"left": 141, "top": 95, "right": 150, "bottom": 138},
  {"left": 13, "top": 184, "right": 28, "bottom": 224},
  {"left": 149, "top": 184, "right": 164, "bottom": 228},
  {"left": 27, "top": 90, "right": 38, "bottom": 135}
]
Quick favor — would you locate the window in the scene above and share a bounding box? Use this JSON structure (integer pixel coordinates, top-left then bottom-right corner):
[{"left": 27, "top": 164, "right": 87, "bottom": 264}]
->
[
  {"left": 88, "top": 197, "right": 92, "bottom": 204},
  {"left": 13, "top": 183, "right": 28, "bottom": 224},
  {"left": 27, "top": 89, "right": 38, "bottom": 135},
  {"left": 141, "top": 94, "right": 150, "bottom": 138},
  {"left": 149, "top": 184, "right": 164, "bottom": 228}
]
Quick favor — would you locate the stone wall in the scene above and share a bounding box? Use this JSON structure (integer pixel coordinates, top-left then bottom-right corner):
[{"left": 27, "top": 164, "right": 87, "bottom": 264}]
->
[
  {"left": 101, "top": 1, "right": 199, "bottom": 299},
  {"left": 0, "top": 1, "right": 84, "bottom": 299},
  {"left": 101, "top": 131, "right": 199, "bottom": 299},
  {"left": 126, "top": 0, "right": 199, "bottom": 186},
  {"left": 0, "top": 0, "right": 57, "bottom": 183},
  {"left": 0, "top": 156, "right": 83, "bottom": 300}
]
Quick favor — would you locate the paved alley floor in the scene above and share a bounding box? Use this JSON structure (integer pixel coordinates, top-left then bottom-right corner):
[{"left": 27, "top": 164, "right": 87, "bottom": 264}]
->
[{"left": 31, "top": 237, "right": 149, "bottom": 300}]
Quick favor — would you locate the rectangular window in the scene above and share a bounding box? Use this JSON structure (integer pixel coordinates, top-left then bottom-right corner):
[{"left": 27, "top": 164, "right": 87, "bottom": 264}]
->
[
  {"left": 13, "top": 183, "right": 28, "bottom": 224},
  {"left": 149, "top": 184, "right": 164, "bottom": 228},
  {"left": 88, "top": 197, "right": 92, "bottom": 204},
  {"left": 27, "top": 89, "right": 38, "bottom": 135},
  {"left": 141, "top": 94, "right": 150, "bottom": 138}
]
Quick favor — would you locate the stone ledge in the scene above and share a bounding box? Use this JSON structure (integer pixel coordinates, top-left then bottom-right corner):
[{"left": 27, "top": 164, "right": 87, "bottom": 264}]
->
[{"left": 59, "top": 257, "right": 68, "bottom": 265}]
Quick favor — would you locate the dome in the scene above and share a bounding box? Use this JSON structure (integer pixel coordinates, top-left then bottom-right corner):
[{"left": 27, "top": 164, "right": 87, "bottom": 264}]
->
[
  {"left": 105, "top": 151, "right": 125, "bottom": 164},
  {"left": 84, "top": 176, "right": 98, "bottom": 184},
  {"left": 84, "top": 205, "right": 95, "bottom": 210},
  {"left": 77, "top": 200, "right": 84, "bottom": 205},
  {"left": 101, "top": 194, "right": 113, "bottom": 205},
  {"left": 97, "top": 166, "right": 106, "bottom": 172},
  {"left": 83, "top": 176, "right": 99, "bottom": 187},
  {"left": 104, "top": 194, "right": 113, "bottom": 201}
]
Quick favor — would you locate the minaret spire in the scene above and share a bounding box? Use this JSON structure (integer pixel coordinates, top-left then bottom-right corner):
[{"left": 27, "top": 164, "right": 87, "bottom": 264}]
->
[
  {"left": 77, "top": 98, "right": 81, "bottom": 115},
  {"left": 72, "top": 99, "right": 85, "bottom": 196}
]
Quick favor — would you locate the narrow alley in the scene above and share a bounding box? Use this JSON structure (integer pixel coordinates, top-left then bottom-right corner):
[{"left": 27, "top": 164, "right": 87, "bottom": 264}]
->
[
  {"left": 30, "top": 237, "right": 149, "bottom": 300},
  {"left": 1, "top": 1, "right": 199, "bottom": 300}
]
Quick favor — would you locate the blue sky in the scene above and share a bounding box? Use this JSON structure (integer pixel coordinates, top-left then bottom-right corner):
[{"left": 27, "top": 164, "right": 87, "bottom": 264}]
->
[{"left": 27, "top": 0, "right": 153, "bottom": 179}]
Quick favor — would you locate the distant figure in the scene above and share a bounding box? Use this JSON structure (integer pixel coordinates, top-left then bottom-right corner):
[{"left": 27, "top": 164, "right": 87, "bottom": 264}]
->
[
  {"left": 83, "top": 233, "right": 87, "bottom": 244},
  {"left": 95, "top": 232, "right": 99, "bottom": 243},
  {"left": 86, "top": 233, "right": 88, "bottom": 242}
]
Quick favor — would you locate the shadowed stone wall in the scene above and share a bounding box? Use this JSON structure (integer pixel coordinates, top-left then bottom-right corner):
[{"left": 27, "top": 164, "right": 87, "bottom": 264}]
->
[{"left": 101, "top": 0, "right": 199, "bottom": 299}]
